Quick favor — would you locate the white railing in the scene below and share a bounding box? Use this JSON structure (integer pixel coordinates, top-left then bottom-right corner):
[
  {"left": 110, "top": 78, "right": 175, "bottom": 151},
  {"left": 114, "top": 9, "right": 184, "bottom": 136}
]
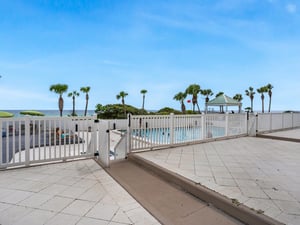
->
[
  {"left": 128, "top": 113, "right": 247, "bottom": 151},
  {"left": 256, "top": 112, "right": 300, "bottom": 133},
  {"left": 0, "top": 116, "right": 98, "bottom": 169},
  {"left": 2, "top": 112, "right": 299, "bottom": 169}
]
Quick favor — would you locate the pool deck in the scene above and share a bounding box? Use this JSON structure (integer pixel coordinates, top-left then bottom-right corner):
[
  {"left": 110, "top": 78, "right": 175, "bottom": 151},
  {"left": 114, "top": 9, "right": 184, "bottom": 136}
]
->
[
  {"left": 0, "top": 159, "right": 159, "bottom": 225},
  {"left": 135, "top": 128, "right": 300, "bottom": 225},
  {"left": 1, "top": 128, "right": 299, "bottom": 225}
]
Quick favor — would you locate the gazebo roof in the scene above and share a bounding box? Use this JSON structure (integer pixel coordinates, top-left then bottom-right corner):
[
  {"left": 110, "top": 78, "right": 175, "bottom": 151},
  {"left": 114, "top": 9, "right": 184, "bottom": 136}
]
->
[{"left": 207, "top": 94, "right": 241, "bottom": 106}]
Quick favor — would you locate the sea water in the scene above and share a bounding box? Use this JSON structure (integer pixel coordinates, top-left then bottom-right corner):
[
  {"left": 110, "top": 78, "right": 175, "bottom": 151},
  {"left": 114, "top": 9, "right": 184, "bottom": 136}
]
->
[{"left": 2, "top": 110, "right": 96, "bottom": 117}]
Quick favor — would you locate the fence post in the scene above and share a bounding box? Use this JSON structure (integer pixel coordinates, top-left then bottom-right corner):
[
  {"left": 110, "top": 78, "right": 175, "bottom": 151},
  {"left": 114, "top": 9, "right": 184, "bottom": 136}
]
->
[
  {"left": 91, "top": 119, "right": 99, "bottom": 156},
  {"left": 255, "top": 113, "right": 258, "bottom": 135},
  {"left": 0, "top": 121, "right": 2, "bottom": 165},
  {"left": 269, "top": 113, "right": 272, "bottom": 132},
  {"left": 225, "top": 112, "right": 229, "bottom": 136},
  {"left": 169, "top": 113, "right": 174, "bottom": 145},
  {"left": 244, "top": 113, "right": 248, "bottom": 135},
  {"left": 127, "top": 114, "right": 131, "bottom": 154},
  {"left": 25, "top": 117, "right": 30, "bottom": 166},
  {"left": 201, "top": 113, "right": 205, "bottom": 139}
]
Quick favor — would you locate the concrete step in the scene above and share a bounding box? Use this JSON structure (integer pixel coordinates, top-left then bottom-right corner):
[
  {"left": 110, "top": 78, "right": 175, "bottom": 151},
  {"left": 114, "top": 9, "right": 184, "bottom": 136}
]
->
[{"left": 105, "top": 158, "right": 245, "bottom": 225}]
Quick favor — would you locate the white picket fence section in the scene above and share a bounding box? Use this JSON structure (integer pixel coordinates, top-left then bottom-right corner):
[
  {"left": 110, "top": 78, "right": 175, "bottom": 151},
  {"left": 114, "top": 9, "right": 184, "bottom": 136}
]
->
[
  {"left": 0, "top": 116, "right": 111, "bottom": 169},
  {"left": 256, "top": 112, "right": 300, "bottom": 133},
  {"left": 1, "top": 112, "right": 299, "bottom": 169},
  {"left": 128, "top": 113, "right": 248, "bottom": 151}
]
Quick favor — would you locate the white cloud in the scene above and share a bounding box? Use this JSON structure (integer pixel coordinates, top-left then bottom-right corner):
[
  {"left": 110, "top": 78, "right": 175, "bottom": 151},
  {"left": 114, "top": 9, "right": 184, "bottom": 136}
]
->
[{"left": 286, "top": 3, "right": 297, "bottom": 13}]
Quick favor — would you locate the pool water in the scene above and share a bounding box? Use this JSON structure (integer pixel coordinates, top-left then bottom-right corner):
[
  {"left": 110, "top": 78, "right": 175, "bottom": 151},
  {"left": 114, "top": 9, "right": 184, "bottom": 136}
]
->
[{"left": 132, "top": 127, "right": 225, "bottom": 144}]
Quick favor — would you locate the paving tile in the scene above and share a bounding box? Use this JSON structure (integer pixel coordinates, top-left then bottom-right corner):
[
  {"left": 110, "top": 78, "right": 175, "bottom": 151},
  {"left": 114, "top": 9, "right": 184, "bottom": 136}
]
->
[
  {"left": 77, "top": 183, "right": 106, "bottom": 202},
  {"left": 0, "top": 205, "right": 33, "bottom": 225},
  {"left": 264, "top": 189, "right": 296, "bottom": 201},
  {"left": 62, "top": 199, "right": 96, "bottom": 216},
  {"left": 72, "top": 178, "right": 98, "bottom": 189},
  {"left": 39, "top": 183, "right": 68, "bottom": 195},
  {"left": 274, "top": 200, "right": 300, "bottom": 215},
  {"left": 57, "top": 186, "right": 87, "bottom": 199},
  {"left": 45, "top": 213, "right": 81, "bottom": 225},
  {"left": 0, "top": 202, "right": 11, "bottom": 212},
  {"left": 1, "top": 189, "right": 33, "bottom": 204},
  {"left": 111, "top": 208, "right": 133, "bottom": 224},
  {"left": 41, "top": 196, "right": 74, "bottom": 212},
  {"left": 215, "top": 178, "right": 237, "bottom": 187},
  {"left": 18, "top": 193, "right": 53, "bottom": 208},
  {"left": 86, "top": 202, "right": 119, "bottom": 221},
  {"left": 56, "top": 176, "right": 81, "bottom": 186},
  {"left": 77, "top": 217, "right": 109, "bottom": 225},
  {"left": 275, "top": 213, "right": 300, "bottom": 225},
  {"left": 0, "top": 187, "right": 14, "bottom": 199},
  {"left": 14, "top": 209, "right": 56, "bottom": 225},
  {"left": 235, "top": 179, "right": 259, "bottom": 188}
]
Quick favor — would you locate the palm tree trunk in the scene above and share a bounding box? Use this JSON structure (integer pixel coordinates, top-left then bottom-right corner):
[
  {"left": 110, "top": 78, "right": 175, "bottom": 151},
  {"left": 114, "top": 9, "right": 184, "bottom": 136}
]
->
[
  {"left": 84, "top": 94, "right": 89, "bottom": 116},
  {"left": 59, "top": 95, "right": 64, "bottom": 117},
  {"left": 181, "top": 101, "right": 186, "bottom": 114},
  {"left": 268, "top": 93, "right": 272, "bottom": 113},
  {"left": 261, "top": 95, "right": 264, "bottom": 113},
  {"left": 142, "top": 95, "right": 145, "bottom": 110},
  {"left": 72, "top": 96, "right": 75, "bottom": 116},
  {"left": 196, "top": 102, "right": 201, "bottom": 114},
  {"left": 122, "top": 98, "right": 126, "bottom": 118},
  {"left": 250, "top": 97, "right": 254, "bottom": 113}
]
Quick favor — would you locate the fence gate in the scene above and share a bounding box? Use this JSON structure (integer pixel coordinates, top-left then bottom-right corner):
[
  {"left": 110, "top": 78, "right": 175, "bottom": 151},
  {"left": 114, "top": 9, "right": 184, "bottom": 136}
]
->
[{"left": 0, "top": 116, "right": 96, "bottom": 169}]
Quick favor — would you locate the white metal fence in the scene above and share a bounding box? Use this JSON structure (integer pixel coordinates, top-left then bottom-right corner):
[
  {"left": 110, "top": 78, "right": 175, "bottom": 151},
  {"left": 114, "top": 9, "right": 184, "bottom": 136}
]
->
[
  {"left": 128, "top": 113, "right": 248, "bottom": 151},
  {"left": 1, "top": 112, "right": 299, "bottom": 169},
  {"left": 256, "top": 112, "right": 300, "bottom": 133},
  {"left": 0, "top": 116, "right": 110, "bottom": 169}
]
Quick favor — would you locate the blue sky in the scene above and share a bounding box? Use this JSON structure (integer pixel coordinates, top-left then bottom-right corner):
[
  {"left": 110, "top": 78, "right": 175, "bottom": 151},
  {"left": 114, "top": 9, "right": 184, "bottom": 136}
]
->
[{"left": 0, "top": 0, "right": 299, "bottom": 112}]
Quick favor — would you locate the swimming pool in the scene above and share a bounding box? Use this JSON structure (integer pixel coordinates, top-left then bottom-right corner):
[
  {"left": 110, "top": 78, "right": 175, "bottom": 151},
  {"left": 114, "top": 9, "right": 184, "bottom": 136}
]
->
[{"left": 132, "top": 126, "right": 225, "bottom": 144}]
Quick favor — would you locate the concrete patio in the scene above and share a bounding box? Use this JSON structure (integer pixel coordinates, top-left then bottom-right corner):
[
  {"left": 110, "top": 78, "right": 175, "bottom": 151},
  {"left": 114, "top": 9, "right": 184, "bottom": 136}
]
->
[
  {"left": 0, "top": 159, "right": 159, "bottom": 225},
  {"left": 1, "top": 127, "right": 299, "bottom": 225},
  {"left": 136, "top": 129, "right": 300, "bottom": 225}
]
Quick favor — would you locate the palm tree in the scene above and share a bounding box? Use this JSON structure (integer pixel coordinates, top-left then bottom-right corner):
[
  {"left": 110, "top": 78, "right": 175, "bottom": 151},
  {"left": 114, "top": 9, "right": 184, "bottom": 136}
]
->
[
  {"left": 185, "top": 84, "right": 201, "bottom": 113},
  {"left": 257, "top": 86, "right": 268, "bottom": 113},
  {"left": 216, "top": 91, "right": 224, "bottom": 97},
  {"left": 140, "top": 89, "right": 147, "bottom": 111},
  {"left": 68, "top": 91, "right": 80, "bottom": 116},
  {"left": 80, "top": 86, "right": 91, "bottom": 116},
  {"left": 233, "top": 94, "right": 243, "bottom": 113},
  {"left": 49, "top": 84, "right": 68, "bottom": 117},
  {"left": 173, "top": 92, "right": 187, "bottom": 113},
  {"left": 266, "top": 83, "right": 274, "bottom": 113},
  {"left": 201, "top": 89, "right": 214, "bottom": 113},
  {"left": 116, "top": 91, "right": 128, "bottom": 118},
  {"left": 245, "top": 86, "right": 255, "bottom": 113}
]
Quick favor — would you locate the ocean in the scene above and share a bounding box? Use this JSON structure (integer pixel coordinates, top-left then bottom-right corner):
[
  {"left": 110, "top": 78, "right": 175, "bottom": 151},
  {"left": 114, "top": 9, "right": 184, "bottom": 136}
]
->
[{"left": 3, "top": 110, "right": 96, "bottom": 117}]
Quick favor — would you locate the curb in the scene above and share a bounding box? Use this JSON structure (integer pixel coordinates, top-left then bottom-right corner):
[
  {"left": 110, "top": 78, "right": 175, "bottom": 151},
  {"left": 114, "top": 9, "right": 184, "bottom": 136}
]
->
[
  {"left": 256, "top": 134, "right": 300, "bottom": 143},
  {"left": 128, "top": 153, "right": 284, "bottom": 225}
]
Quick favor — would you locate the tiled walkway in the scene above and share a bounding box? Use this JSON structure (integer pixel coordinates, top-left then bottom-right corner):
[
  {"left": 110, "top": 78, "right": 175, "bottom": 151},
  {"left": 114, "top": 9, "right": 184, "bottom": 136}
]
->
[
  {"left": 137, "top": 130, "right": 300, "bottom": 225},
  {"left": 0, "top": 159, "right": 160, "bottom": 225}
]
